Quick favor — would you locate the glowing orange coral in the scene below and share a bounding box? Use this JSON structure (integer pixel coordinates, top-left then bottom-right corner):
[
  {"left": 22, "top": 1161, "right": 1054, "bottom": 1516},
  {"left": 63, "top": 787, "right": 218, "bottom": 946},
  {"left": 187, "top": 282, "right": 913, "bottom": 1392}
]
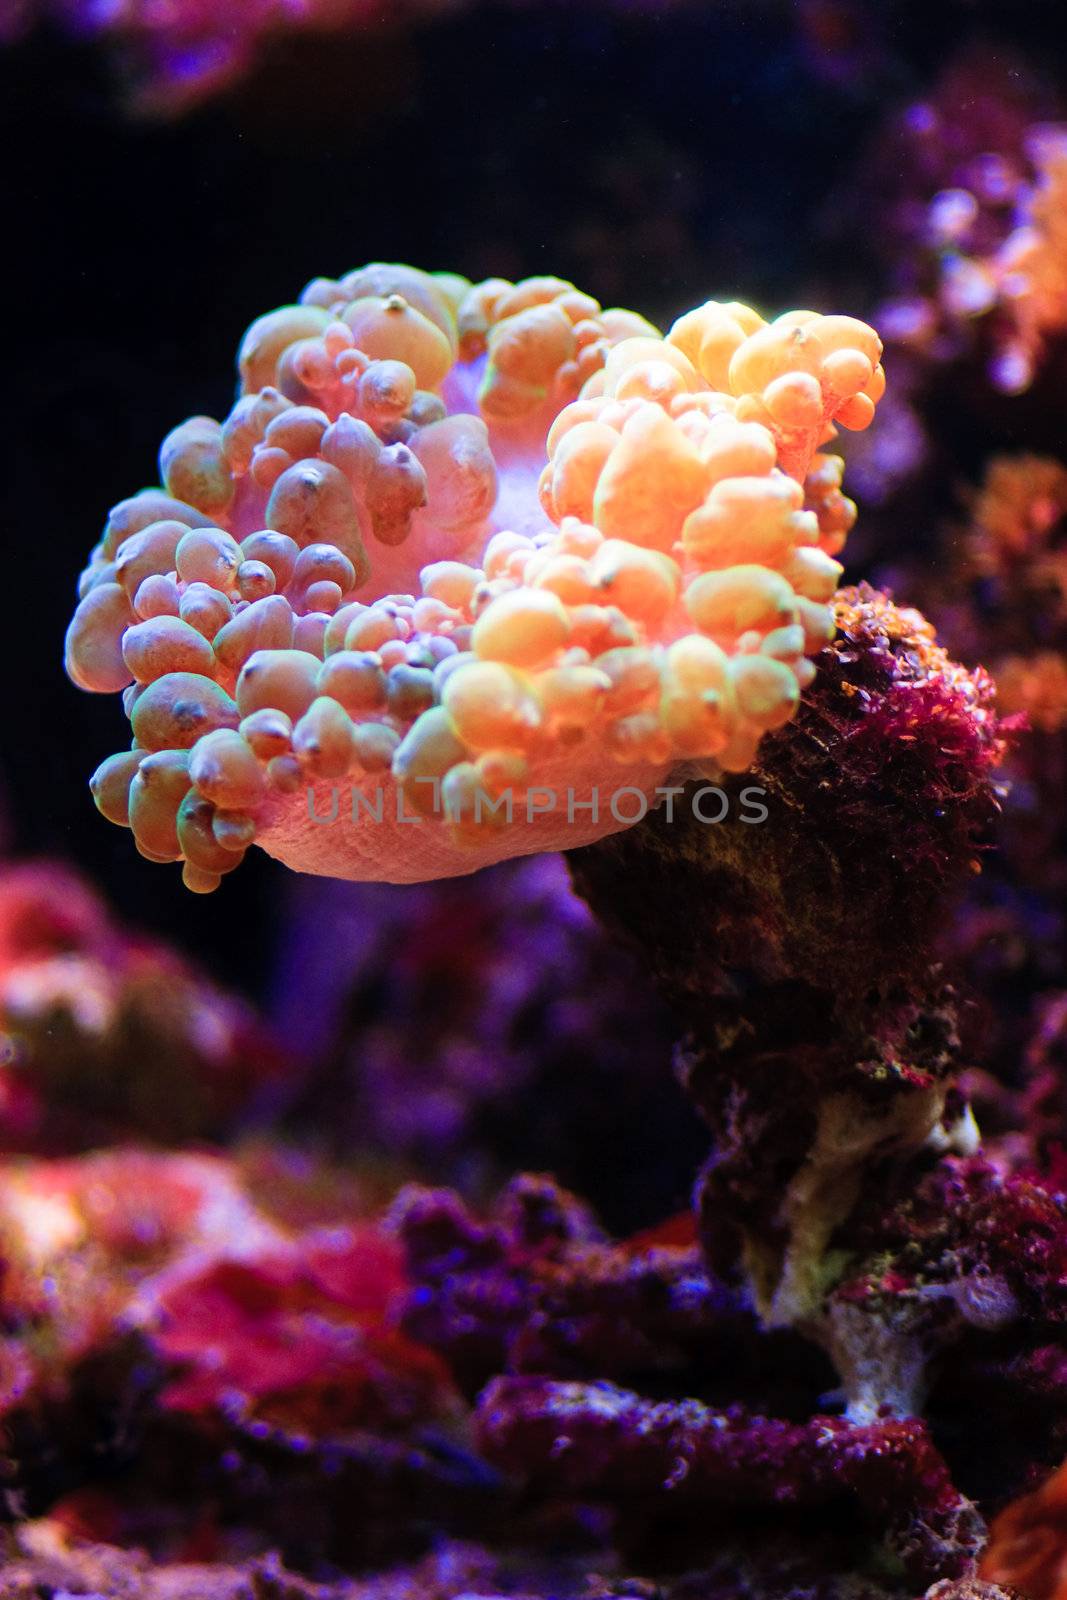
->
[
  {"left": 65, "top": 263, "right": 884, "bottom": 890},
  {"left": 980, "top": 1454, "right": 1067, "bottom": 1599},
  {"left": 960, "top": 453, "right": 1067, "bottom": 730}
]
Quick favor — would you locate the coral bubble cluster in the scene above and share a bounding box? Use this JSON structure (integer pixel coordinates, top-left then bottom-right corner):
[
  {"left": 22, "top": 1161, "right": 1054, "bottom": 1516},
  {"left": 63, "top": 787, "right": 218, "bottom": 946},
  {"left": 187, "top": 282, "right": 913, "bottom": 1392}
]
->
[{"left": 65, "top": 262, "right": 883, "bottom": 891}]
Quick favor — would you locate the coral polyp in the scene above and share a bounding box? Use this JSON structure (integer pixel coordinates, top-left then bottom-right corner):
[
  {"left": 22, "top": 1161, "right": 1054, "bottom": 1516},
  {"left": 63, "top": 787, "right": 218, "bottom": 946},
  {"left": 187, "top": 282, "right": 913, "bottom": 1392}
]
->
[{"left": 65, "top": 263, "right": 884, "bottom": 891}]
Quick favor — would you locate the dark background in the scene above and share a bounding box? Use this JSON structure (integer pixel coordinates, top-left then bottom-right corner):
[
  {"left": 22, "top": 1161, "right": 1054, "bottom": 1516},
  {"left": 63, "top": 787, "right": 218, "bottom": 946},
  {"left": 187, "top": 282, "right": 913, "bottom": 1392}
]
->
[{"left": 5, "top": 0, "right": 1059, "bottom": 995}]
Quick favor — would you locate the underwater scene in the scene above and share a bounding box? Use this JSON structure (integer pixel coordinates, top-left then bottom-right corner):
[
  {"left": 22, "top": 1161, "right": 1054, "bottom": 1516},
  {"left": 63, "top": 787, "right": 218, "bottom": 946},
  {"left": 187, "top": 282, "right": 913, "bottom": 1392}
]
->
[{"left": 8, "top": 0, "right": 1067, "bottom": 1595}]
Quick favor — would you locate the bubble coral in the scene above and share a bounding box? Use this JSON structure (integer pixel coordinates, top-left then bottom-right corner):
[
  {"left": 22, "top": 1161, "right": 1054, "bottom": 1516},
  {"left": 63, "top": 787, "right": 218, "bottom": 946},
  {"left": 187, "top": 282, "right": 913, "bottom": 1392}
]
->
[{"left": 65, "top": 263, "right": 884, "bottom": 892}]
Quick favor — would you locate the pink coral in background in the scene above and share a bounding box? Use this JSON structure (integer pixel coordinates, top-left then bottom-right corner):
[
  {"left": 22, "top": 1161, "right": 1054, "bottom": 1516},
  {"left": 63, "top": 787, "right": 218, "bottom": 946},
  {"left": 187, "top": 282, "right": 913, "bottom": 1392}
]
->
[
  {"left": 1, "top": 0, "right": 462, "bottom": 114},
  {"left": 0, "top": 861, "right": 282, "bottom": 1146},
  {"left": 824, "top": 53, "right": 1067, "bottom": 520},
  {"left": 1, "top": 0, "right": 696, "bottom": 116},
  {"left": 887, "top": 117, "right": 1067, "bottom": 396},
  {"left": 0, "top": 1142, "right": 480, "bottom": 1566},
  {"left": 153, "top": 1227, "right": 453, "bottom": 1432},
  {"left": 855, "top": 54, "right": 1067, "bottom": 397}
]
